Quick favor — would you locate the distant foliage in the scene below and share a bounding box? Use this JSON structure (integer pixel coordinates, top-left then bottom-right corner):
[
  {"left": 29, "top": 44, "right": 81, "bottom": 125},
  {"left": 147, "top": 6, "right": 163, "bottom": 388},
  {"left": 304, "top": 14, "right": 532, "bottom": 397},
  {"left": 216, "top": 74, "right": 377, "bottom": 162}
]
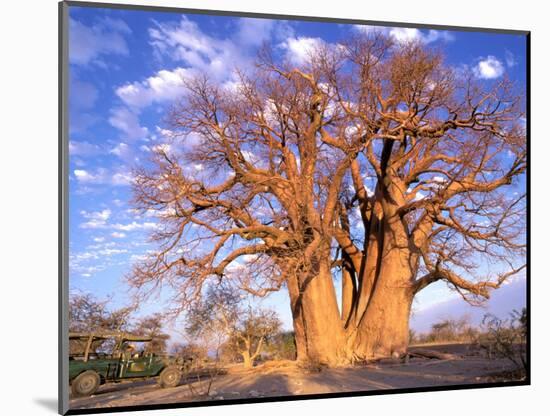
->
[
  {"left": 69, "top": 293, "right": 132, "bottom": 334},
  {"left": 69, "top": 293, "right": 170, "bottom": 355},
  {"left": 171, "top": 342, "right": 209, "bottom": 362},
  {"left": 133, "top": 313, "right": 170, "bottom": 354},
  {"left": 268, "top": 331, "right": 298, "bottom": 361},
  {"left": 185, "top": 284, "right": 282, "bottom": 367},
  {"left": 477, "top": 308, "right": 527, "bottom": 373},
  {"left": 414, "top": 315, "right": 478, "bottom": 344}
]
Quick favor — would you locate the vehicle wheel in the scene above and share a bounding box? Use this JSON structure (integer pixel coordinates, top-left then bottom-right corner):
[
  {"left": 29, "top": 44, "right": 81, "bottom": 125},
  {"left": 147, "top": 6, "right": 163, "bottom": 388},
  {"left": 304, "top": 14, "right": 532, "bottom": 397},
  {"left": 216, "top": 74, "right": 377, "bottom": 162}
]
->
[
  {"left": 158, "top": 366, "right": 181, "bottom": 388},
  {"left": 71, "top": 370, "right": 100, "bottom": 397}
]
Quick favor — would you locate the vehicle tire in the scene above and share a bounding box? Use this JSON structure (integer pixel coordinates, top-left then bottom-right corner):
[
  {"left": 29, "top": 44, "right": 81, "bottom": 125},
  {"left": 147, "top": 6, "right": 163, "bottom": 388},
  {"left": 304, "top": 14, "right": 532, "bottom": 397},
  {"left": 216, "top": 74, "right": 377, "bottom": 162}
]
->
[
  {"left": 158, "top": 366, "right": 181, "bottom": 388},
  {"left": 71, "top": 370, "right": 100, "bottom": 397}
]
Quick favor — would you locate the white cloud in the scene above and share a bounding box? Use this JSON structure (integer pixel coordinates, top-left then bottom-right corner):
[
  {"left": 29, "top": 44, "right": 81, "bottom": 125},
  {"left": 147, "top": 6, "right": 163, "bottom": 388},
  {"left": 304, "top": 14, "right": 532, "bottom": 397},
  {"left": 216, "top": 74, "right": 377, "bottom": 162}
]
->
[
  {"left": 109, "top": 142, "right": 138, "bottom": 164},
  {"left": 80, "top": 219, "right": 106, "bottom": 229},
  {"left": 474, "top": 56, "right": 505, "bottom": 79},
  {"left": 414, "top": 191, "right": 426, "bottom": 201},
  {"left": 281, "top": 37, "right": 323, "bottom": 65},
  {"left": 112, "top": 172, "right": 133, "bottom": 186},
  {"left": 80, "top": 210, "right": 157, "bottom": 232},
  {"left": 505, "top": 50, "right": 517, "bottom": 68},
  {"left": 80, "top": 209, "right": 111, "bottom": 229},
  {"left": 93, "top": 237, "right": 105, "bottom": 243},
  {"left": 110, "top": 142, "right": 128, "bottom": 156},
  {"left": 242, "top": 254, "right": 260, "bottom": 263},
  {"left": 422, "top": 29, "right": 455, "bottom": 43},
  {"left": 73, "top": 168, "right": 132, "bottom": 187},
  {"left": 406, "top": 186, "right": 426, "bottom": 201},
  {"left": 111, "top": 15, "right": 287, "bottom": 150},
  {"left": 69, "top": 17, "right": 131, "bottom": 66},
  {"left": 389, "top": 28, "right": 423, "bottom": 43},
  {"left": 130, "top": 254, "right": 149, "bottom": 262},
  {"left": 364, "top": 185, "right": 374, "bottom": 197},
  {"left": 109, "top": 107, "right": 149, "bottom": 140},
  {"left": 234, "top": 18, "right": 275, "bottom": 47},
  {"left": 74, "top": 169, "right": 102, "bottom": 183},
  {"left": 148, "top": 17, "right": 243, "bottom": 80},
  {"left": 429, "top": 176, "right": 448, "bottom": 190},
  {"left": 111, "top": 221, "right": 158, "bottom": 231},
  {"left": 353, "top": 25, "right": 454, "bottom": 44},
  {"left": 152, "top": 143, "right": 171, "bottom": 154},
  {"left": 156, "top": 126, "right": 175, "bottom": 139},
  {"left": 99, "top": 248, "right": 128, "bottom": 256},
  {"left": 69, "top": 141, "right": 102, "bottom": 157},
  {"left": 81, "top": 209, "right": 111, "bottom": 221},
  {"left": 115, "top": 67, "right": 190, "bottom": 109},
  {"left": 240, "top": 150, "right": 261, "bottom": 166},
  {"left": 345, "top": 125, "right": 359, "bottom": 137}
]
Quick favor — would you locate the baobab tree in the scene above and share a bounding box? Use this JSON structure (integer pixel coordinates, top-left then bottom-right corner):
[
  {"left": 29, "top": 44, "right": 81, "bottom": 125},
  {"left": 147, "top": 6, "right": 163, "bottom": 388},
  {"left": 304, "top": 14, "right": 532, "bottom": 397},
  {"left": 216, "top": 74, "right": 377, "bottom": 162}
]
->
[{"left": 129, "top": 32, "right": 526, "bottom": 365}]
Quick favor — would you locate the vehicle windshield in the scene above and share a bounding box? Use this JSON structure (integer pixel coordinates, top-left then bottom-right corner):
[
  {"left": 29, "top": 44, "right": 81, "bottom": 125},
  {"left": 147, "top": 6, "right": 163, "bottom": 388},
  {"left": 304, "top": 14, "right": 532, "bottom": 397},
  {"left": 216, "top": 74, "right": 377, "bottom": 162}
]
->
[{"left": 120, "top": 341, "right": 155, "bottom": 358}]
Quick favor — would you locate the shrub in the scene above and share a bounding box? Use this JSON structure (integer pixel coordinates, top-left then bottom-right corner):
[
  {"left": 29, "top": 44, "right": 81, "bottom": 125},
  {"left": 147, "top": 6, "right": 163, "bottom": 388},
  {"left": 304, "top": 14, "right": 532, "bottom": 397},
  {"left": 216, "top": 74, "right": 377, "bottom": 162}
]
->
[{"left": 477, "top": 308, "right": 527, "bottom": 373}]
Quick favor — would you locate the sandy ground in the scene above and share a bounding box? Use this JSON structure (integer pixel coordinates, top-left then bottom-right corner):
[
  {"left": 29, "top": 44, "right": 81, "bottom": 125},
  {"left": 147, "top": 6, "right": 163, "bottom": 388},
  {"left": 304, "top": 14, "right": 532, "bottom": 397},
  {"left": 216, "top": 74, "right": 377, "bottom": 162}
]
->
[{"left": 69, "top": 344, "right": 522, "bottom": 410}]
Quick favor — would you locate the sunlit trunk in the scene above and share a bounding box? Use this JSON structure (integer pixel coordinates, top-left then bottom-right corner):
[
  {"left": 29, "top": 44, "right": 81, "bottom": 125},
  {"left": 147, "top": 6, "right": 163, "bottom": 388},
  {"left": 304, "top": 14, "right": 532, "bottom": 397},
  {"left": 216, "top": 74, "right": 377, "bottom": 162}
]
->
[
  {"left": 352, "top": 201, "right": 383, "bottom": 326},
  {"left": 353, "top": 282, "right": 413, "bottom": 358},
  {"left": 352, "top": 210, "right": 415, "bottom": 358},
  {"left": 241, "top": 350, "right": 253, "bottom": 368},
  {"left": 287, "top": 254, "right": 349, "bottom": 365}
]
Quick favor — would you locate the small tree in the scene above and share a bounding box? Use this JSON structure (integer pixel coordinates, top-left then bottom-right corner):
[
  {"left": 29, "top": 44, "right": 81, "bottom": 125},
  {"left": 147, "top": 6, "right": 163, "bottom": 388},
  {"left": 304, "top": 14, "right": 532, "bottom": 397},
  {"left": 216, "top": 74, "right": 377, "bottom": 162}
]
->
[
  {"left": 408, "top": 329, "right": 417, "bottom": 345},
  {"left": 228, "top": 308, "right": 282, "bottom": 367},
  {"left": 69, "top": 293, "right": 134, "bottom": 354},
  {"left": 134, "top": 313, "right": 170, "bottom": 354},
  {"left": 69, "top": 293, "right": 132, "bottom": 333},
  {"left": 425, "top": 315, "right": 474, "bottom": 343},
  {"left": 186, "top": 285, "right": 281, "bottom": 368},
  {"left": 478, "top": 308, "right": 527, "bottom": 373}
]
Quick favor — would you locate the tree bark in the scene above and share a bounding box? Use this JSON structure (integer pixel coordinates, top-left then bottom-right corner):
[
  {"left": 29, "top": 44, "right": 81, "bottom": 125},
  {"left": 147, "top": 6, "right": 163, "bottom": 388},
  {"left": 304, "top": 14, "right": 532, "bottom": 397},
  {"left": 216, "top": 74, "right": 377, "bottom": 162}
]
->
[
  {"left": 352, "top": 282, "right": 413, "bottom": 358},
  {"left": 241, "top": 350, "right": 253, "bottom": 368},
  {"left": 287, "top": 254, "right": 349, "bottom": 365},
  {"left": 351, "top": 202, "right": 383, "bottom": 326},
  {"left": 352, "top": 210, "right": 415, "bottom": 359}
]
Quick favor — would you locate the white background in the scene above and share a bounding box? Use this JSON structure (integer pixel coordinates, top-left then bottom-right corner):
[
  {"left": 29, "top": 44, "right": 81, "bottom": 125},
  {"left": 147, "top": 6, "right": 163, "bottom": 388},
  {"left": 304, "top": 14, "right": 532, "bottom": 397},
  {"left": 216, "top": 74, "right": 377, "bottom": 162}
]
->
[{"left": 1, "top": 0, "right": 548, "bottom": 414}]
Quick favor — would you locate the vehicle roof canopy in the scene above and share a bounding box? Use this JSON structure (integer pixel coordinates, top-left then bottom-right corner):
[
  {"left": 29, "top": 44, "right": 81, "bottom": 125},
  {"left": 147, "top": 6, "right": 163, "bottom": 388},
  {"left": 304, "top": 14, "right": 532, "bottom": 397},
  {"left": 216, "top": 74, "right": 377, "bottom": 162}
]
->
[{"left": 69, "top": 332, "right": 153, "bottom": 342}]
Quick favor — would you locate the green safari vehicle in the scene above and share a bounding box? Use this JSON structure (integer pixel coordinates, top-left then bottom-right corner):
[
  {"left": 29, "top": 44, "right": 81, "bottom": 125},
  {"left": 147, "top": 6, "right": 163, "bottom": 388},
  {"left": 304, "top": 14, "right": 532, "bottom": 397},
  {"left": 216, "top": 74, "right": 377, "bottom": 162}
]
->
[{"left": 69, "top": 332, "right": 186, "bottom": 397}]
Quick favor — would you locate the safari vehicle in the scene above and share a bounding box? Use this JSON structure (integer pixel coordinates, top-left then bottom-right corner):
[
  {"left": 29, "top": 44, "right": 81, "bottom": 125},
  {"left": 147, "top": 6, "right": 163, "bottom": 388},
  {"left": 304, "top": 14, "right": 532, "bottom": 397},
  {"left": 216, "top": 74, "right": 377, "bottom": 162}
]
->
[{"left": 69, "top": 332, "right": 188, "bottom": 397}]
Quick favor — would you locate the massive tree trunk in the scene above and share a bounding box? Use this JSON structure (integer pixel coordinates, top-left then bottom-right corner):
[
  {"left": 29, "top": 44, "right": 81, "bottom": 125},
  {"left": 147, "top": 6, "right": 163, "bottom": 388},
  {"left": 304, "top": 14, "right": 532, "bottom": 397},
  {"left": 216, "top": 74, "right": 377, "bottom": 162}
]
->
[
  {"left": 352, "top": 272, "right": 413, "bottom": 358},
  {"left": 286, "top": 201, "right": 418, "bottom": 363},
  {"left": 351, "top": 194, "right": 416, "bottom": 358},
  {"left": 287, "top": 253, "right": 349, "bottom": 365},
  {"left": 335, "top": 174, "right": 419, "bottom": 361}
]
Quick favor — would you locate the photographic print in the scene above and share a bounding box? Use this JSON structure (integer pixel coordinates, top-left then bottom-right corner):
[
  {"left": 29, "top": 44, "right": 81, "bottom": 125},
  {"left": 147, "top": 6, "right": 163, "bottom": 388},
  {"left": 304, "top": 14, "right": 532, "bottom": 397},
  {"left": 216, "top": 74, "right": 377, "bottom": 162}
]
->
[{"left": 60, "top": 1, "right": 529, "bottom": 414}]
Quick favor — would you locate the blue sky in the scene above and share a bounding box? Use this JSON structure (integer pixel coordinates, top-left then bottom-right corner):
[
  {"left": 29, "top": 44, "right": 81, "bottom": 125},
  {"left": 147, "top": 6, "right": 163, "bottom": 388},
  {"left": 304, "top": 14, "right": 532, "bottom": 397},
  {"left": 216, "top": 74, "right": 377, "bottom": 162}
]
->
[{"left": 68, "top": 5, "right": 527, "bottom": 337}]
